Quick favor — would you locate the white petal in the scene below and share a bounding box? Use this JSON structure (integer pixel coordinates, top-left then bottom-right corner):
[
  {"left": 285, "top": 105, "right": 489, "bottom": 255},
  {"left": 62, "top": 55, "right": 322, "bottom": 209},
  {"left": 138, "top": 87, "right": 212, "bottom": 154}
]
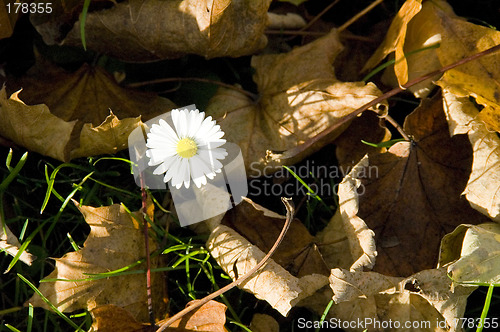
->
[
  {"left": 181, "top": 158, "right": 191, "bottom": 189},
  {"left": 152, "top": 155, "right": 176, "bottom": 175},
  {"left": 190, "top": 157, "right": 208, "bottom": 188},
  {"left": 197, "top": 116, "right": 216, "bottom": 137},
  {"left": 172, "top": 109, "right": 189, "bottom": 137},
  {"left": 203, "top": 140, "right": 225, "bottom": 149},
  {"left": 187, "top": 110, "right": 204, "bottom": 137},
  {"left": 164, "top": 157, "right": 181, "bottom": 184}
]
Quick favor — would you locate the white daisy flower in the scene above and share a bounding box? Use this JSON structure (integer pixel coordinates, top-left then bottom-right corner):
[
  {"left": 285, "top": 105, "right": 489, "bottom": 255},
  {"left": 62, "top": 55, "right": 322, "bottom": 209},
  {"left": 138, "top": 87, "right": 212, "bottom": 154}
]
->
[{"left": 145, "top": 108, "right": 227, "bottom": 189}]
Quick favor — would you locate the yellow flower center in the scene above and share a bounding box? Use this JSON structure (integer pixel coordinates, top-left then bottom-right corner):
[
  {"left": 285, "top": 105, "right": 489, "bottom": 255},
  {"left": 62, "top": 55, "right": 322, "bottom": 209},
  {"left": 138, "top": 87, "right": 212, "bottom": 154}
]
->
[{"left": 176, "top": 138, "right": 198, "bottom": 159}]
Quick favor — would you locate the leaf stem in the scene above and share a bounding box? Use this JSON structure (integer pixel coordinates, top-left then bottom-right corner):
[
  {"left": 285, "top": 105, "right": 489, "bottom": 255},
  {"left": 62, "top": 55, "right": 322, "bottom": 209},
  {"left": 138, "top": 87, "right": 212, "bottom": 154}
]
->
[
  {"left": 155, "top": 197, "right": 295, "bottom": 332},
  {"left": 384, "top": 114, "right": 411, "bottom": 141}
]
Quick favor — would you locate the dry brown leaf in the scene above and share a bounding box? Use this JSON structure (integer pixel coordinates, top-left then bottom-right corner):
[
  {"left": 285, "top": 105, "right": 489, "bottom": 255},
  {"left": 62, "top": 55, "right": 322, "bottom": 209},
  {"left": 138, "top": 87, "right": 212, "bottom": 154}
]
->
[
  {"left": 27, "top": 202, "right": 165, "bottom": 322},
  {"left": 90, "top": 301, "right": 227, "bottom": 332},
  {"left": 221, "top": 197, "right": 329, "bottom": 277},
  {"left": 206, "top": 30, "right": 386, "bottom": 176},
  {"left": 339, "top": 92, "right": 491, "bottom": 277},
  {"left": 442, "top": 89, "right": 500, "bottom": 221},
  {"left": 337, "top": 155, "right": 378, "bottom": 272},
  {"left": 207, "top": 223, "right": 328, "bottom": 316},
  {"left": 328, "top": 268, "right": 474, "bottom": 332},
  {"left": 45, "top": 0, "right": 273, "bottom": 61},
  {"left": 0, "top": 87, "right": 76, "bottom": 161},
  {"left": 439, "top": 223, "right": 500, "bottom": 285},
  {"left": 3, "top": 59, "right": 174, "bottom": 161}
]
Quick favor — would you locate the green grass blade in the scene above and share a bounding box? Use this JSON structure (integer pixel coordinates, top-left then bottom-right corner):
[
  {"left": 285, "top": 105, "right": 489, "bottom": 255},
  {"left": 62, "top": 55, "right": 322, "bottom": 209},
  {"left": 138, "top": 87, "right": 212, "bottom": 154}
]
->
[
  {"left": 361, "top": 138, "right": 405, "bottom": 148},
  {"left": 27, "top": 304, "right": 33, "bottom": 332},
  {"left": 476, "top": 284, "right": 495, "bottom": 332},
  {"left": 17, "top": 274, "right": 85, "bottom": 332},
  {"left": 315, "top": 299, "right": 334, "bottom": 332},
  {"left": 5, "top": 219, "right": 49, "bottom": 273},
  {"left": 4, "top": 324, "right": 22, "bottom": 332},
  {"left": 283, "top": 166, "right": 332, "bottom": 213},
  {"left": 66, "top": 233, "right": 80, "bottom": 251},
  {"left": 80, "top": 0, "right": 91, "bottom": 50},
  {"left": 41, "top": 163, "right": 90, "bottom": 214},
  {"left": 0, "top": 151, "right": 28, "bottom": 192}
]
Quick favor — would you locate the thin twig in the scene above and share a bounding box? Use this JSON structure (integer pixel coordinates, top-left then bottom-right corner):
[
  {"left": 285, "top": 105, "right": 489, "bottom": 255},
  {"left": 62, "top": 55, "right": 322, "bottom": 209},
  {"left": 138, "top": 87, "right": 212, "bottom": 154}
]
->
[
  {"left": 338, "top": 0, "right": 384, "bottom": 32},
  {"left": 384, "top": 114, "right": 410, "bottom": 141},
  {"left": 127, "top": 77, "right": 257, "bottom": 100},
  {"left": 276, "top": 42, "right": 500, "bottom": 160},
  {"left": 140, "top": 175, "right": 155, "bottom": 327},
  {"left": 155, "top": 197, "right": 295, "bottom": 332}
]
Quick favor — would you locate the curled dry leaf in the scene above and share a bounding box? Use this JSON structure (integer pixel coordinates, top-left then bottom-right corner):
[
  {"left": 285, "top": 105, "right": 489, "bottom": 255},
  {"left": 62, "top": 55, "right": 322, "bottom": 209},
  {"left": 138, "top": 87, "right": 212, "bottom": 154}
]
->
[
  {"left": 313, "top": 209, "right": 353, "bottom": 270},
  {"left": 206, "top": 30, "right": 386, "bottom": 176},
  {"left": 329, "top": 267, "right": 474, "bottom": 332},
  {"left": 442, "top": 89, "right": 500, "bottom": 221},
  {"left": 27, "top": 203, "right": 165, "bottom": 322},
  {"left": 53, "top": 0, "right": 272, "bottom": 61},
  {"left": 206, "top": 202, "right": 329, "bottom": 317},
  {"left": 90, "top": 300, "right": 227, "bottom": 332},
  {"left": 339, "top": 92, "right": 491, "bottom": 277},
  {"left": 337, "top": 156, "right": 377, "bottom": 272},
  {"left": 439, "top": 223, "right": 500, "bottom": 285},
  {"left": 221, "top": 197, "right": 329, "bottom": 277},
  {"left": 2, "top": 59, "right": 174, "bottom": 161}
]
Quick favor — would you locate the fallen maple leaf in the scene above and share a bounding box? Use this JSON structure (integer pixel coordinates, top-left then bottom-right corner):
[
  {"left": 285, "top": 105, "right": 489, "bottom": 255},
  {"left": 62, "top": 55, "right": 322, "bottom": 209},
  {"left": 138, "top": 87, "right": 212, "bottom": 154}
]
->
[
  {"left": 442, "top": 89, "right": 500, "bottom": 221},
  {"left": 27, "top": 202, "right": 165, "bottom": 322},
  {"left": 206, "top": 30, "right": 386, "bottom": 176},
  {"left": 338, "top": 92, "right": 491, "bottom": 277},
  {"left": 38, "top": 0, "right": 272, "bottom": 61},
  {"left": 2, "top": 58, "right": 175, "bottom": 161},
  {"left": 90, "top": 300, "right": 227, "bottom": 332}
]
